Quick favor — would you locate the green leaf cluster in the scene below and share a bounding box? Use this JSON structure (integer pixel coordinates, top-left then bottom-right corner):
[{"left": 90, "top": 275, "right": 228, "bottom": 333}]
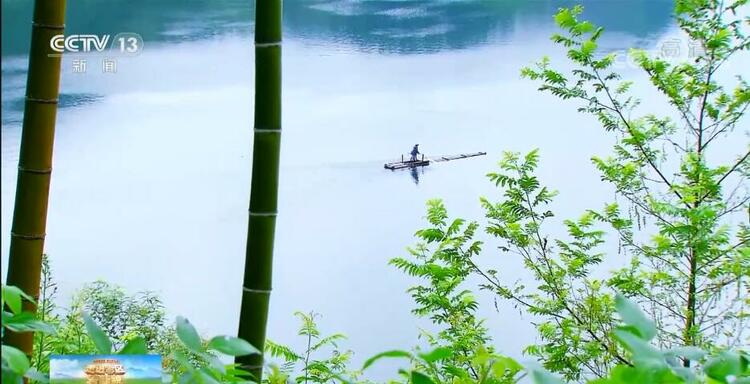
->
[
  {"left": 264, "top": 311, "right": 357, "bottom": 384},
  {"left": 2, "top": 285, "right": 53, "bottom": 383}
]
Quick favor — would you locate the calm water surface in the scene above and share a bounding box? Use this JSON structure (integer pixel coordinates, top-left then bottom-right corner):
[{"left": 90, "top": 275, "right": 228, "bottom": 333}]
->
[{"left": 1, "top": 0, "right": 702, "bottom": 377}]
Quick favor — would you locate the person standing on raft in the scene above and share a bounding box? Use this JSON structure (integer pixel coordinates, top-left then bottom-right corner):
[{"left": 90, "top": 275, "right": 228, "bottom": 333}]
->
[{"left": 410, "top": 144, "right": 420, "bottom": 162}]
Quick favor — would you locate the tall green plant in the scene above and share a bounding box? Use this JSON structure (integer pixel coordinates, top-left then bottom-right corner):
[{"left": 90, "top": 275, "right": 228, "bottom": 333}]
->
[
  {"left": 265, "top": 311, "right": 356, "bottom": 384},
  {"left": 391, "top": 200, "right": 494, "bottom": 379},
  {"left": 480, "top": 151, "right": 628, "bottom": 379},
  {"left": 237, "top": 0, "right": 283, "bottom": 381},
  {"left": 518, "top": 0, "right": 749, "bottom": 369},
  {"left": 5, "top": 0, "right": 66, "bottom": 358},
  {"left": 32, "top": 256, "right": 58, "bottom": 373},
  {"left": 393, "top": 1, "right": 749, "bottom": 380}
]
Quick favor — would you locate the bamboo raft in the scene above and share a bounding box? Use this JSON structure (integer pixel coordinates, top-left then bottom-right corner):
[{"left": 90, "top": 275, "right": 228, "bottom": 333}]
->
[{"left": 384, "top": 151, "right": 487, "bottom": 170}]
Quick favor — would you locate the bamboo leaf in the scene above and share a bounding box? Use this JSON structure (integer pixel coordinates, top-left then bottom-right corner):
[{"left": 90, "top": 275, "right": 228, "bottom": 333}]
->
[
  {"left": 119, "top": 337, "right": 148, "bottom": 355},
  {"left": 613, "top": 328, "right": 665, "bottom": 369},
  {"left": 665, "top": 346, "right": 706, "bottom": 362},
  {"left": 172, "top": 350, "right": 195, "bottom": 373},
  {"left": 1, "top": 345, "right": 30, "bottom": 375},
  {"left": 705, "top": 351, "right": 746, "bottom": 383},
  {"left": 2, "top": 311, "right": 56, "bottom": 334},
  {"left": 82, "top": 312, "right": 112, "bottom": 354},
  {"left": 528, "top": 365, "right": 566, "bottom": 384},
  {"left": 362, "top": 350, "right": 413, "bottom": 370},
  {"left": 201, "top": 352, "right": 226, "bottom": 375},
  {"left": 615, "top": 294, "right": 656, "bottom": 341},
  {"left": 492, "top": 356, "right": 523, "bottom": 377},
  {"left": 197, "top": 368, "right": 222, "bottom": 384},
  {"left": 411, "top": 371, "right": 435, "bottom": 384},
  {"left": 2, "top": 286, "right": 33, "bottom": 315},
  {"left": 208, "top": 335, "right": 260, "bottom": 356},
  {"left": 176, "top": 316, "right": 203, "bottom": 353},
  {"left": 417, "top": 347, "right": 452, "bottom": 363}
]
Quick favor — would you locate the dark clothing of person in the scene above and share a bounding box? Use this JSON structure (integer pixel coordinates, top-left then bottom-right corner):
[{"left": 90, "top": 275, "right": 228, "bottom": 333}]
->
[{"left": 410, "top": 145, "right": 420, "bottom": 161}]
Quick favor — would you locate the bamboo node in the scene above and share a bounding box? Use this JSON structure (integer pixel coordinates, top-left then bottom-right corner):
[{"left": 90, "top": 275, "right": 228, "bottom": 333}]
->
[
  {"left": 11, "top": 232, "right": 46, "bottom": 240},
  {"left": 18, "top": 165, "right": 52, "bottom": 174},
  {"left": 26, "top": 96, "right": 59, "bottom": 104},
  {"left": 255, "top": 41, "right": 282, "bottom": 48},
  {"left": 242, "top": 287, "right": 272, "bottom": 295},
  {"left": 249, "top": 211, "right": 278, "bottom": 217},
  {"left": 254, "top": 129, "right": 281, "bottom": 134},
  {"left": 32, "top": 22, "right": 66, "bottom": 30}
]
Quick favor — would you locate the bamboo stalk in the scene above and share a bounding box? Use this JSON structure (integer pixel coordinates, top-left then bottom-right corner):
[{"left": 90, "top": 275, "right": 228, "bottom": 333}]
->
[
  {"left": 4, "top": 0, "right": 66, "bottom": 358},
  {"left": 236, "top": 0, "right": 282, "bottom": 380}
]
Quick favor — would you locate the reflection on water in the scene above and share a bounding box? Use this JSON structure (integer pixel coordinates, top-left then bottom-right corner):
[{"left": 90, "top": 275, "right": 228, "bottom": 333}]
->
[
  {"left": 60, "top": 93, "right": 105, "bottom": 109},
  {"left": 2, "top": 0, "right": 673, "bottom": 56},
  {"left": 0, "top": 0, "right": 252, "bottom": 56},
  {"left": 0, "top": 0, "right": 674, "bottom": 123},
  {"left": 410, "top": 167, "right": 422, "bottom": 185},
  {"left": 1, "top": 0, "right": 682, "bottom": 379},
  {"left": 288, "top": 0, "right": 673, "bottom": 53}
]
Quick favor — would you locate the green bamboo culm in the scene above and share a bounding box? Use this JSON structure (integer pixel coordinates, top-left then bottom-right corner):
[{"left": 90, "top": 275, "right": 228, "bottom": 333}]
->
[
  {"left": 4, "top": 0, "right": 66, "bottom": 357},
  {"left": 236, "top": 0, "right": 282, "bottom": 380}
]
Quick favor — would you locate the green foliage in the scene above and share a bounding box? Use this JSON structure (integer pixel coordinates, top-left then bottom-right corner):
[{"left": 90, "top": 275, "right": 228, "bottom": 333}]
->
[
  {"left": 30, "top": 270, "right": 187, "bottom": 365},
  {"left": 591, "top": 293, "right": 750, "bottom": 384},
  {"left": 177, "top": 316, "right": 204, "bottom": 352},
  {"left": 83, "top": 312, "right": 113, "bottom": 354},
  {"left": 264, "top": 311, "right": 357, "bottom": 384},
  {"left": 520, "top": 0, "right": 749, "bottom": 371},
  {"left": 399, "top": 154, "right": 624, "bottom": 380},
  {"left": 18, "top": 269, "right": 231, "bottom": 379},
  {"left": 33, "top": 256, "right": 58, "bottom": 373},
  {"left": 6, "top": 280, "right": 747, "bottom": 384},
  {"left": 4, "top": 3, "right": 748, "bottom": 384},
  {"left": 482, "top": 150, "right": 625, "bottom": 380},
  {"left": 37, "top": 279, "right": 169, "bottom": 357},
  {"left": 119, "top": 336, "right": 149, "bottom": 354},
  {"left": 390, "top": 200, "right": 492, "bottom": 378},
  {"left": 166, "top": 315, "right": 255, "bottom": 383},
  {"left": 2, "top": 284, "right": 53, "bottom": 383},
  {"left": 209, "top": 336, "right": 260, "bottom": 357},
  {"left": 369, "top": 293, "right": 750, "bottom": 384},
  {"left": 3, "top": 283, "right": 259, "bottom": 383},
  {"left": 394, "top": 1, "right": 749, "bottom": 380},
  {"left": 71, "top": 280, "right": 168, "bottom": 351},
  {"left": 362, "top": 346, "right": 524, "bottom": 384}
]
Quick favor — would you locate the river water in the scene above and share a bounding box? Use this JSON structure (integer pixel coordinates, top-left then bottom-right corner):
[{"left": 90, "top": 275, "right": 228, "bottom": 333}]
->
[{"left": 2, "top": 0, "right": 719, "bottom": 377}]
